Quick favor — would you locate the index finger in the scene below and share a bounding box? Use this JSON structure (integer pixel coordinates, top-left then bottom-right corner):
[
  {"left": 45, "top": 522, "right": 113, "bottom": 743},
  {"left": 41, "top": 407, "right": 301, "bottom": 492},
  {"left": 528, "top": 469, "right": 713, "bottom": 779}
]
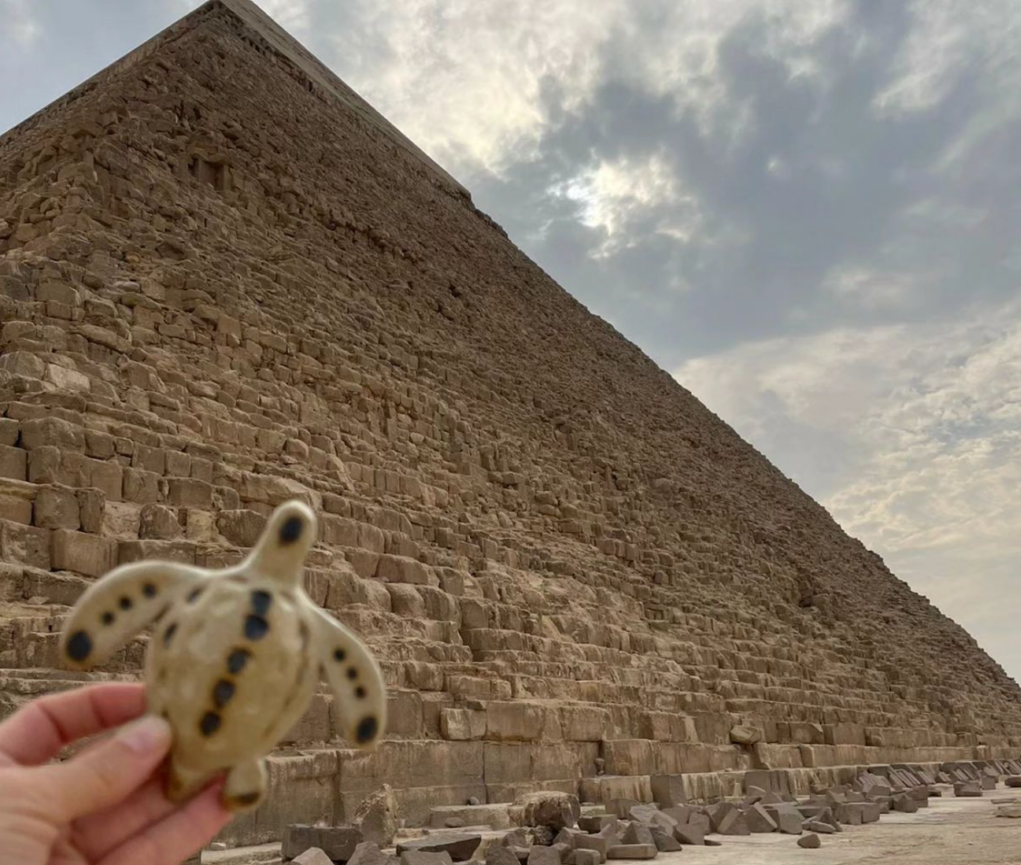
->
[{"left": 0, "top": 683, "right": 146, "bottom": 767}]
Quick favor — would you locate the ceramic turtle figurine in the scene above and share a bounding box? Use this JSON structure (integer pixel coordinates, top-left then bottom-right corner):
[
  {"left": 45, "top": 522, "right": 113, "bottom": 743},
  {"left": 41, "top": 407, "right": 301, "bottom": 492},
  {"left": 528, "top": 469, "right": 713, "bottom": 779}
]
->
[{"left": 59, "top": 500, "right": 387, "bottom": 812}]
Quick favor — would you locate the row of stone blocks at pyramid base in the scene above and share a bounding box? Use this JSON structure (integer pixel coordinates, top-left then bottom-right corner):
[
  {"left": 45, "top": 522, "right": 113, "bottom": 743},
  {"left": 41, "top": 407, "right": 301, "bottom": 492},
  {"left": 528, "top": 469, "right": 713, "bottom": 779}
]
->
[
  {"left": 212, "top": 743, "right": 1021, "bottom": 847},
  {"left": 240, "top": 757, "right": 1021, "bottom": 855}
]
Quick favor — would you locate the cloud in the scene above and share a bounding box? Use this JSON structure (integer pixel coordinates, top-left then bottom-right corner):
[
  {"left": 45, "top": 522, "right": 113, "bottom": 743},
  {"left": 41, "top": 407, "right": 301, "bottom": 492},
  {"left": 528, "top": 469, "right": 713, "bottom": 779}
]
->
[
  {"left": 311, "top": 0, "right": 852, "bottom": 178},
  {"left": 674, "top": 299, "right": 1021, "bottom": 679},
  {"left": 253, "top": 0, "right": 312, "bottom": 34},
  {"left": 0, "top": 0, "right": 40, "bottom": 47},
  {"left": 874, "top": 0, "right": 1021, "bottom": 115}
]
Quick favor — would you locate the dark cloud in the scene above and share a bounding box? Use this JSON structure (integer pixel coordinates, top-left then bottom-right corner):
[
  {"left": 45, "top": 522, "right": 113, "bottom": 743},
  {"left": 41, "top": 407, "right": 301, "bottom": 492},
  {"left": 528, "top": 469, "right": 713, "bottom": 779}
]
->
[{"left": 468, "top": 0, "right": 1019, "bottom": 369}]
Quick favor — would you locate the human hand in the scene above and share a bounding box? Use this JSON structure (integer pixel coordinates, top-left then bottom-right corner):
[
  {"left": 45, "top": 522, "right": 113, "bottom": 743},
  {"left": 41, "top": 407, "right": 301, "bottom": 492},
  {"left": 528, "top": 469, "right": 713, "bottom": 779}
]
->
[{"left": 0, "top": 682, "right": 232, "bottom": 864}]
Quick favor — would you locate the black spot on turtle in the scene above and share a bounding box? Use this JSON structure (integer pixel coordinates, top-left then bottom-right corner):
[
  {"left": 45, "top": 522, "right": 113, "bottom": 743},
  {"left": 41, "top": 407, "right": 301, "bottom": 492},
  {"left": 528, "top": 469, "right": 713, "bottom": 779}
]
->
[
  {"left": 227, "top": 648, "right": 251, "bottom": 674},
  {"left": 356, "top": 716, "right": 378, "bottom": 744},
  {"left": 143, "top": 583, "right": 158, "bottom": 598},
  {"left": 244, "top": 615, "right": 269, "bottom": 641},
  {"left": 163, "top": 622, "right": 178, "bottom": 646},
  {"left": 250, "top": 590, "right": 272, "bottom": 617},
  {"left": 199, "top": 711, "right": 221, "bottom": 736},
  {"left": 213, "top": 679, "right": 235, "bottom": 708},
  {"left": 356, "top": 686, "right": 366, "bottom": 699},
  {"left": 119, "top": 596, "right": 133, "bottom": 611},
  {"left": 347, "top": 667, "right": 358, "bottom": 681},
  {"left": 334, "top": 648, "right": 346, "bottom": 662},
  {"left": 187, "top": 587, "right": 204, "bottom": 604},
  {"left": 279, "top": 516, "right": 303, "bottom": 545},
  {"left": 67, "top": 630, "right": 92, "bottom": 662},
  {"left": 102, "top": 612, "right": 115, "bottom": 626}
]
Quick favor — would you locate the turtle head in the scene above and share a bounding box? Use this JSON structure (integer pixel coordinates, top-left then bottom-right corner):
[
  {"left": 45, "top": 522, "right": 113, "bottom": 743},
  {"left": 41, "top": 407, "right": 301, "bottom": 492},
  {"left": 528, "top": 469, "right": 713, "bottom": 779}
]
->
[{"left": 248, "top": 500, "right": 318, "bottom": 584}]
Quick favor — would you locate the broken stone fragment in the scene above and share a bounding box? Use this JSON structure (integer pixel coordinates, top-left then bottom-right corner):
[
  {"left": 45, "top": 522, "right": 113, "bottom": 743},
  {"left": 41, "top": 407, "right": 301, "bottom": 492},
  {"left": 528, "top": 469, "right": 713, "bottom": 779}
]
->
[
  {"left": 397, "top": 834, "right": 482, "bottom": 862},
  {"left": 797, "top": 834, "right": 821, "bottom": 849},
  {"left": 745, "top": 803, "right": 777, "bottom": 833},
  {"left": 730, "top": 724, "right": 763, "bottom": 745},
  {"left": 954, "top": 781, "right": 983, "bottom": 797},
  {"left": 621, "top": 823, "right": 654, "bottom": 846},
  {"left": 520, "top": 792, "right": 581, "bottom": 830},
  {"left": 283, "top": 825, "right": 364, "bottom": 861},
  {"left": 526, "top": 847, "right": 560, "bottom": 865},
  {"left": 354, "top": 784, "right": 400, "bottom": 847},
  {"left": 606, "top": 844, "right": 657, "bottom": 860},
  {"left": 293, "top": 849, "right": 334, "bottom": 865},
  {"left": 486, "top": 846, "right": 519, "bottom": 865},
  {"left": 401, "top": 853, "right": 455, "bottom": 865},
  {"left": 349, "top": 843, "right": 401, "bottom": 865}
]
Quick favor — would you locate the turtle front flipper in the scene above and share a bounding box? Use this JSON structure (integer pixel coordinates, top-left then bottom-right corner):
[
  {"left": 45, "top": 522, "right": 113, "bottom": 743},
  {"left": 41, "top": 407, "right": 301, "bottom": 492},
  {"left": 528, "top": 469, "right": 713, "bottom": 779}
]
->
[
  {"left": 311, "top": 607, "right": 387, "bottom": 748},
  {"left": 60, "top": 561, "right": 206, "bottom": 670}
]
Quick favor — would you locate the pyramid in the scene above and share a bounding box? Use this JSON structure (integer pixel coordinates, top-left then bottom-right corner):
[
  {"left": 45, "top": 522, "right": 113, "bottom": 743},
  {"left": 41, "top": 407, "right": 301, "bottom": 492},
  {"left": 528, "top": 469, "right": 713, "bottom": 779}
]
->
[{"left": 0, "top": 0, "right": 1018, "bottom": 847}]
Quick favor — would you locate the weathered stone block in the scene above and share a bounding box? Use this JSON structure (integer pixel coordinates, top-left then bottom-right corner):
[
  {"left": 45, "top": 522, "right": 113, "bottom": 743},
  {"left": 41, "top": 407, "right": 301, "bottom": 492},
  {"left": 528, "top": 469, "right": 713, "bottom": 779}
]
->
[
  {"left": 397, "top": 834, "right": 480, "bottom": 862},
  {"left": 35, "top": 486, "right": 80, "bottom": 529},
  {"left": 52, "top": 529, "right": 117, "bottom": 578},
  {"left": 649, "top": 775, "right": 686, "bottom": 808},
  {"left": 166, "top": 477, "right": 213, "bottom": 508},
  {"left": 606, "top": 845, "right": 655, "bottom": 860},
  {"left": 0, "top": 446, "right": 27, "bottom": 481},
  {"left": 0, "top": 519, "right": 50, "bottom": 569},
  {"left": 20, "top": 417, "right": 84, "bottom": 451}
]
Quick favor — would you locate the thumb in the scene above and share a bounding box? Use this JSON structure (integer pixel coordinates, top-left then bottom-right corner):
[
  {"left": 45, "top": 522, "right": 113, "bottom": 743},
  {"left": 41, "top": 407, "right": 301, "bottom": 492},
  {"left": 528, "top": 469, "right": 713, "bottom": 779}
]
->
[{"left": 42, "top": 715, "right": 172, "bottom": 821}]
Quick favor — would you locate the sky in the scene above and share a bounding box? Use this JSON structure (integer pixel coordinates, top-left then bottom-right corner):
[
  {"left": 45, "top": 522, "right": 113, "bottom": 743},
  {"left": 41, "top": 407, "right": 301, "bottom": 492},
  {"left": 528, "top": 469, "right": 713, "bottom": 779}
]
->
[{"left": 2, "top": 1, "right": 1019, "bottom": 682}]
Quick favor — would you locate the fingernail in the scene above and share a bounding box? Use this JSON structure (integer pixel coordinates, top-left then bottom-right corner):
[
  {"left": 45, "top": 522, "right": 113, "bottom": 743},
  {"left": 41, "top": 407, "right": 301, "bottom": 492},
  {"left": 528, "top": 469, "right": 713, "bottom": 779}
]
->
[{"left": 118, "top": 715, "right": 172, "bottom": 754}]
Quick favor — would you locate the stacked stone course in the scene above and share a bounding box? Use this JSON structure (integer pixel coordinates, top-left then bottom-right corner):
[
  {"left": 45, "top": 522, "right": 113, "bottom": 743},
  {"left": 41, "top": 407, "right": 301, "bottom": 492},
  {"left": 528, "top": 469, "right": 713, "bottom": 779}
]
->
[{"left": 0, "top": 0, "right": 1019, "bottom": 848}]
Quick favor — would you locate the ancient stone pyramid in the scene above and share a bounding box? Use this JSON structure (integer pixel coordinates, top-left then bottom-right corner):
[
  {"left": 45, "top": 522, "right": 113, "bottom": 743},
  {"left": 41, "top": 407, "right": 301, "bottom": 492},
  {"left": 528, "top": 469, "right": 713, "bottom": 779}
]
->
[{"left": 0, "top": 0, "right": 1018, "bottom": 847}]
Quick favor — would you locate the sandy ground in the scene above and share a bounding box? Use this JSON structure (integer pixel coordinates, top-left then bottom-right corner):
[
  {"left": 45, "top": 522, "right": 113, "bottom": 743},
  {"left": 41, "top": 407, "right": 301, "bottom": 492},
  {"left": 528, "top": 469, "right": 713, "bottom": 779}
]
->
[
  {"left": 666, "top": 790, "right": 1021, "bottom": 865},
  {"left": 201, "top": 790, "right": 1021, "bottom": 865}
]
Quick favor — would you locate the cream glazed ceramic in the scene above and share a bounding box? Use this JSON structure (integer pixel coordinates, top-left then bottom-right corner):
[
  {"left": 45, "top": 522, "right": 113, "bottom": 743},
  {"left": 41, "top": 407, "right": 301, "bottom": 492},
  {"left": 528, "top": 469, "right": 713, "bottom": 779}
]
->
[{"left": 59, "top": 500, "right": 387, "bottom": 812}]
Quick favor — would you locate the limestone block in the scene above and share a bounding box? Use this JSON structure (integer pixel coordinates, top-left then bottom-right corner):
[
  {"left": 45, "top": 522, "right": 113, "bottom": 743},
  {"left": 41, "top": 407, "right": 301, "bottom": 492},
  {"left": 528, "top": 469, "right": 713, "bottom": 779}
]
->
[
  {"left": 606, "top": 845, "right": 655, "bottom": 860},
  {"left": 216, "top": 508, "right": 265, "bottom": 546},
  {"left": 526, "top": 848, "right": 560, "bottom": 865},
  {"left": 397, "top": 834, "right": 480, "bottom": 861},
  {"left": 401, "top": 853, "right": 454, "bottom": 865},
  {"left": 0, "top": 419, "right": 17, "bottom": 447},
  {"left": 166, "top": 477, "right": 212, "bottom": 508},
  {"left": 441, "top": 708, "right": 487, "bottom": 741},
  {"left": 20, "top": 417, "right": 84, "bottom": 451},
  {"left": 118, "top": 539, "right": 196, "bottom": 565},
  {"left": 123, "top": 468, "right": 159, "bottom": 504},
  {"left": 649, "top": 775, "right": 686, "bottom": 808},
  {"left": 28, "top": 447, "right": 86, "bottom": 488},
  {"left": 139, "top": 504, "right": 182, "bottom": 540},
  {"left": 520, "top": 791, "right": 580, "bottom": 829},
  {"left": 76, "top": 489, "right": 104, "bottom": 533},
  {"left": 284, "top": 825, "right": 363, "bottom": 860},
  {"left": 486, "top": 702, "right": 547, "bottom": 742},
  {"left": 353, "top": 784, "right": 399, "bottom": 847},
  {"left": 386, "top": 690, "right": 424, "bottom": 738},
  {"left": 349, "top": 842, "right": 401, "bottom": 865},
  {"left": 561, "top": 706, "right": 611, "bottom": 742},
  {"left": 0, "top": 520, "right": 50, "bottom": 570},
  {"left": 52, "top": 529, "right": 117, "bottom": 578},
  {"left": 34, "top": 486, "right": 80, "bottom": 530},
  {"left": 378, "top": 554, "right": 430, "bottom": 585},
  {"left": 87, "top": 459, "right": 123, "bottom": 502},
  {"left": 0, "top": 446, "right": 27, "bottom": 481}
]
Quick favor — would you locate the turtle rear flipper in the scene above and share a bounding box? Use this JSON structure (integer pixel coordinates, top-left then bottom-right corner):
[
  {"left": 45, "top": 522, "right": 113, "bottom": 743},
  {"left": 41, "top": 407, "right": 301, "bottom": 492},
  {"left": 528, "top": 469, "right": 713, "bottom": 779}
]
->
[
  {"left": 60, "top": 561, "right": 204, "bottom": 670},
  {"left": 312, "top": 606, "right": 387, "bottom": 748}
]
